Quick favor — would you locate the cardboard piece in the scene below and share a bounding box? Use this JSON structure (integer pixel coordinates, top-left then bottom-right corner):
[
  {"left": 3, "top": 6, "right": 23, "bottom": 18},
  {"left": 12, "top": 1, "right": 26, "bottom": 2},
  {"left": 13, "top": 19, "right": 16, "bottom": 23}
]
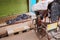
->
[{"left": 47, "top": 22, "right": 58, "bottom": 31}]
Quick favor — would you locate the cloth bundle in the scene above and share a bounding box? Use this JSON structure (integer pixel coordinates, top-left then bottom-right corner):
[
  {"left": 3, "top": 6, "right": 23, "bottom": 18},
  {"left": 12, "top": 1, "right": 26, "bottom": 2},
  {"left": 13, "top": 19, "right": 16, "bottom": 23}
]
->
[{"left": 6, "top": 14, "right": 31, "bottom": 25}]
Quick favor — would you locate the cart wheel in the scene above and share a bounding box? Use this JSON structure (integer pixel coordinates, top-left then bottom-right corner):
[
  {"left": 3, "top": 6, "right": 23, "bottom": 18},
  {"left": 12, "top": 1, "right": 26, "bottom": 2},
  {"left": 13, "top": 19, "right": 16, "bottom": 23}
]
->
[
  {"left": 35, "top": 24, "right": 51, "bottom": 40},
  {"left": 34, "top": 24, "right": 42, "bottom": 40}
]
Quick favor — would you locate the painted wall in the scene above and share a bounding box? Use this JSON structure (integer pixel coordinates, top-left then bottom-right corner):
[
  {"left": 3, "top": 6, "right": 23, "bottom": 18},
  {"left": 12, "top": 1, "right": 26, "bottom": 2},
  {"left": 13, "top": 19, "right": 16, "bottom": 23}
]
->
[
  {"left": 29, "top": 0, "right": 36, "bottom": 12},
  {"left": 0, "top": 0, "right": 28, "bottom": 17}
]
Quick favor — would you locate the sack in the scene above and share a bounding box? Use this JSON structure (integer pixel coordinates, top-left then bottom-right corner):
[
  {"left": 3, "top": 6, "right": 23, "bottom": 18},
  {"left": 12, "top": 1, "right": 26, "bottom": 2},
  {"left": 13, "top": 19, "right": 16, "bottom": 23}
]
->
[
  {"left": 50, "top": 2, "right": 59, "bottom": 22},
  {"left": 32, "top": 1, "right": 48, "bottom": 11}
]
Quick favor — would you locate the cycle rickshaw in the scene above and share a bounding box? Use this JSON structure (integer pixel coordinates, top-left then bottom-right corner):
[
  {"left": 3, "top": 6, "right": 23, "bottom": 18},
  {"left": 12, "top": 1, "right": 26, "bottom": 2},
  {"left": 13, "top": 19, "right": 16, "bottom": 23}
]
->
[{"left": 34, "top": 8, "right": 60, "bottom": 40}]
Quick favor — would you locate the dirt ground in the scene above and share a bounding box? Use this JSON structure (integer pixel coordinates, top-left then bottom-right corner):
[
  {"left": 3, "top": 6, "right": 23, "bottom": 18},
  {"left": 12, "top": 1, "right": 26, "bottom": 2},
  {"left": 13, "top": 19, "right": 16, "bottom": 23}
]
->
[
  {"left": 0, "top": 30, "right": 48, "bottom": 40},
  {"left": 0, "top": 30, "right": 58, "bottom": 40},
  {"left": 0, "top": 15, "right": 19, "bottom": 24}
]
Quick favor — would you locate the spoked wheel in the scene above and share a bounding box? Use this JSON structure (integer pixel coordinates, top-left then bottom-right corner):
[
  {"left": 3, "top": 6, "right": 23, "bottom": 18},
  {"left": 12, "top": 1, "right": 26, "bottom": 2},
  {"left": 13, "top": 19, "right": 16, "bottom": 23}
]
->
[
  {"left": 34, "top": 24, "right": 42, "bottom": 40},
  {"left": 34, "top": 14, "right": 51, "bottom": 40},
  {"left": 35, "top": 25, "right": 51, "bottom": 40},
  {"left": 34, "top": 19, "right": 51, "bottom": 40}
]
